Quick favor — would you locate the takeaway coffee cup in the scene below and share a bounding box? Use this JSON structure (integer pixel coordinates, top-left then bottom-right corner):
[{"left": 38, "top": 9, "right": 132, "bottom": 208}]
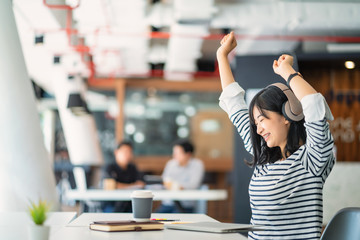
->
[
  {"left": 103, "top": 178, "right": 116, "bottom": 190},
  {"left": 131, "top": 190, "right": 154, "bottom": 222}
]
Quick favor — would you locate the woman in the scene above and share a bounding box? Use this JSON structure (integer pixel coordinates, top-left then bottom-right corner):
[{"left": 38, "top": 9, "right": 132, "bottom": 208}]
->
[{"left": 217, "top": 32, "right": 335, "bottom": 239}]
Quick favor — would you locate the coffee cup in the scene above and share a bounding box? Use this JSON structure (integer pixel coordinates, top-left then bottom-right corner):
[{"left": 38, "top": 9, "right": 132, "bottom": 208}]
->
[
  {"left": 131, "top": 190, "right": 154, "bottom": 222},
  {"left": 103, "top": 178, "right": 116, "bottom": 190}
]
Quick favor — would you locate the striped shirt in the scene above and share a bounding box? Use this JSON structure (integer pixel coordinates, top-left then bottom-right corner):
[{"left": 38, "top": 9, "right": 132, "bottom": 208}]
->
[{"left": 219, "top": 82, "right": 335, "bottom": 239}]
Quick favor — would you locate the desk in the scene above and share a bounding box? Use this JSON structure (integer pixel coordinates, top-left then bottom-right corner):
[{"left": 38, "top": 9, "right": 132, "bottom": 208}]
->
[
  {"left": 55, "top": 213, "right": 247, "bottom": 240},
  {"left": 0, "top": 211, "right": 77, "bottom": 226},
  {"left": 65, "top": 189, "right": 227, "bottom": 201}
]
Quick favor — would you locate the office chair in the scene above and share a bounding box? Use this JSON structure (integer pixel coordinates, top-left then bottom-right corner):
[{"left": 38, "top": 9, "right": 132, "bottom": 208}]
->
[
  {"left": 72, "top": 166, "right": 102, "bottom": 212},
  {"left": 320, "top": 207, "right": 360, "bottom": 240}
]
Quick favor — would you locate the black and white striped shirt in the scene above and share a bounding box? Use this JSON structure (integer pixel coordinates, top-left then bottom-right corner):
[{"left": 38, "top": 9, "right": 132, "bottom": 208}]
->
[{"left": 219, "top": 82, "right": 335, "bottom": 239}]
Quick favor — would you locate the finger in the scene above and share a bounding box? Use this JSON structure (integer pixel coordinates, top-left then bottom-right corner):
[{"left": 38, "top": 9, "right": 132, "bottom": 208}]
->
[
  {"left": 222, "top": 35, "right": 228, "bottom": 44},
  {"left": 228, "top": 32, "right": 234, "bottom": 41},
  {"left": 273, "top": 60, "right": 278, "bottom": 69}
]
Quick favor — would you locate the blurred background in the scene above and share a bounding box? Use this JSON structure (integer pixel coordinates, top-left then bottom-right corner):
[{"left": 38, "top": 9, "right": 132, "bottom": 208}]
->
[{"left": 2, "top": 0, "right": 360, "bottom": 223}]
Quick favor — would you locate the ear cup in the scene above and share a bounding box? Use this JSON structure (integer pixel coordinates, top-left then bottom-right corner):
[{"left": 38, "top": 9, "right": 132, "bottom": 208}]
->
[
  {"left": 269, "top": 83, "right": 304, "bottom": 122},
  {"left": 282, "top": 101, "right": 304, "bottom": 122}
]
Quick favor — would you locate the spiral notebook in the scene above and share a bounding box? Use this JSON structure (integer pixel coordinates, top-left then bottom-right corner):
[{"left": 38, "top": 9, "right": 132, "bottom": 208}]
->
[{"left": 165, "top": 221, "right": 263, "bottom": 233}]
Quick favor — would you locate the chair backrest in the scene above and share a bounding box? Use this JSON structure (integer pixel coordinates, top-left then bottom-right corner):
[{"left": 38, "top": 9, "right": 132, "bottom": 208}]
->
[
  {"left": 320, "top": 207, "right": 360, "bottom": 240},
  {"left": 73, "top": 167, "right": 87, "bottom": 191}
]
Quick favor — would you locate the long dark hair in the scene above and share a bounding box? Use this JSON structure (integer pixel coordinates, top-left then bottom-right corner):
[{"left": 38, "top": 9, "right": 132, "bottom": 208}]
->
[{"left": 248, "top": 86, "right": 306, "bottom": 166}]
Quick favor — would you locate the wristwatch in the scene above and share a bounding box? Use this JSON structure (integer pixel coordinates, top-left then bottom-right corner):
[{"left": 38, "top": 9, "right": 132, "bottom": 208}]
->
[{"left": 287, "top": 72, "right": 303, "bottom": 86}]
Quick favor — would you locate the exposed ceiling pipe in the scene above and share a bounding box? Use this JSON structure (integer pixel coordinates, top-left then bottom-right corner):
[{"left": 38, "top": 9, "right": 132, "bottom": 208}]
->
[
  {"left": 43, "top": 0, "right": 80, "bottom": 45},
  {"left": 41, "top": 0, "right": 360, "bottom": 83},
  {"left": 43, "top": 0, "right": 80, "bottom": 10},
  {"left": 110, "top": 31, "right": 360, "bottom": 43},
  {"left": 43, "top": 0, "right": 95, "bottom": 80}
]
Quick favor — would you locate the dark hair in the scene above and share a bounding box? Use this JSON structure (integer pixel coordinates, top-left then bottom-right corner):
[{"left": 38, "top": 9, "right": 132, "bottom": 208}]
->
[
  {"left": 248, "top": 86, "right": 306, "bottom": 166},
  {"left": 116, "top": 140, "right": 133, "bottom": 150},
  {"left": 174, "top": 139, "right": 194, "bottom": 154}
]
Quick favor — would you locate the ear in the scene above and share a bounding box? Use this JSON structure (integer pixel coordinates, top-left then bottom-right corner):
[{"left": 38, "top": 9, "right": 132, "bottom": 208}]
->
[{"left": 283, "top": 116, "right": 290, "bottom": 126}]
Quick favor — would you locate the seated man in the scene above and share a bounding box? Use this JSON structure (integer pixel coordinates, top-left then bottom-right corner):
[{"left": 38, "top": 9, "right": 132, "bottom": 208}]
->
[
  {"left": 102, "top": 140, "right": 145, "bottom": 212},
  {"left": 157, "top": 140, "right": 205, "bottom": 213}
]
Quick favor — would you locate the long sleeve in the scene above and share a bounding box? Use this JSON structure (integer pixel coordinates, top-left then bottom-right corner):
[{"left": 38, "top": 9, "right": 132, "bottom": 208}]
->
[
  {"left": 300, "top": 93, "right": 335, "bottom": 178},
  {"left": 219, "top": 82, "right": 253, "bottom": 155}
]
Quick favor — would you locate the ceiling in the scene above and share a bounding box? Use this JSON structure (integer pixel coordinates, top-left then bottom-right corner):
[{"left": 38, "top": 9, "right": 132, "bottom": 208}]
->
[{"left": 12, "top": 0, "right": 360, "bottom": 94}]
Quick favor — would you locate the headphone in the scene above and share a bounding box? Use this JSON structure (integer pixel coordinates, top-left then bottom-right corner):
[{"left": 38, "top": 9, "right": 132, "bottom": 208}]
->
[{"left": 268, "top": 82, "right": 304, "bottom": 122}]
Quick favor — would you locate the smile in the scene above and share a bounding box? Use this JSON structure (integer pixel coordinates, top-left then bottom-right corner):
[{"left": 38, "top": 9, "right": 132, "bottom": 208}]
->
[{"left": 263, "top": 133, "right": 270, "bottom": 142}]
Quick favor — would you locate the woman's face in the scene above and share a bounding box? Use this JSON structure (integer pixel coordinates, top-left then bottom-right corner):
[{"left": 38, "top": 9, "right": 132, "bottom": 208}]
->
[{"left": 253, "top": 107, "right": 290, "bottom": 152}]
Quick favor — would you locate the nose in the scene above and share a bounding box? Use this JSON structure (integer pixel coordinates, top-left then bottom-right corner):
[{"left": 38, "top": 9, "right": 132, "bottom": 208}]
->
[{"left": 256, "top": 124, "right": 263, "bottom": 135}]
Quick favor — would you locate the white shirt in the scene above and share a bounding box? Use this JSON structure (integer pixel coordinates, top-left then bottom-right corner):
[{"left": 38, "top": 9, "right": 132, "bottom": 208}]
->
[{"left": 162, "top": 158, "right": 204, "bottom": 207}]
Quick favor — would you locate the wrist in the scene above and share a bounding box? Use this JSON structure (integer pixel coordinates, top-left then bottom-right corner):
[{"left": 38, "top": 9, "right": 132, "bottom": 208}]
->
[
  {"left": 287, "top": 72, "right": 303, "bottom": 87},
  {"left": 217, "top": 52, "right": 228, "bottom": 61},
  {"left": 280, "top": 66, "right": 296, "bottom": 81}
]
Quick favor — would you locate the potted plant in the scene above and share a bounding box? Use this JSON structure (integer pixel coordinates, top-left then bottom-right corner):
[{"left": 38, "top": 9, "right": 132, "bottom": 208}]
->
[{"left": 28, "top": 199, "right": 51, "bottom": 240}]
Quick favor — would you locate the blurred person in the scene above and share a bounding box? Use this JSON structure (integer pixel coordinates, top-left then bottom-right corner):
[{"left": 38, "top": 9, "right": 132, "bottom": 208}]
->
[
  {"left": 217, "top": 32, "right": 335, "bottom": 239},
  {"left": 102, "top": 140, "right": 145, "bottom": 212},
  {"left": 156, "top": 140, "right": 204, "bottom": 213}
]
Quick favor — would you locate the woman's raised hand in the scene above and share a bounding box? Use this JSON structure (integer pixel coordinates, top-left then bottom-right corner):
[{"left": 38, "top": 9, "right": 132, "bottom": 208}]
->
[
  {"left": 216, "top": 31, "right": 237, "bottom": 59},
  {"left": 273, "top": 54, "right": 294, "bottom": 76}
]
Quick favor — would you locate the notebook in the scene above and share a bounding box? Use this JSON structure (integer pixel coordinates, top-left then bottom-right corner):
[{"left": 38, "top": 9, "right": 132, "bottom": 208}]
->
[
  {"left": 89, "top": 220, "right": 164, "bottom": 232},
  {"left": 165, "top": 221, "right": 263, "bottom": 233}
]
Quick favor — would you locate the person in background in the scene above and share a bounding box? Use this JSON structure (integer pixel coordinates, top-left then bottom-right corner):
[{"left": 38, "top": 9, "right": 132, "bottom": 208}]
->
[
  {"left": 217, "top": 31, "right": 335, "bottom": 239},
  {"left": 102, "top": 140, "right": 145, "bottom": 212},
  {"left": 156, "top": 140, "right": 205, "bottom": 213}
]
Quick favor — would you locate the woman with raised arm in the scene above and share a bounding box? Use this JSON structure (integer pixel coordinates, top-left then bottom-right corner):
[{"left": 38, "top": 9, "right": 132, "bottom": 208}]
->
[{"left": 217, "top": 31, "right": 335, "bottom": 239}]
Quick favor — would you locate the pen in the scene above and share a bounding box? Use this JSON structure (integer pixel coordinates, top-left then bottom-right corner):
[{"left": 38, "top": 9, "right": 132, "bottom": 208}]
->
[{"left": 152, "top": 218, "right": 181, "bottom": 222}]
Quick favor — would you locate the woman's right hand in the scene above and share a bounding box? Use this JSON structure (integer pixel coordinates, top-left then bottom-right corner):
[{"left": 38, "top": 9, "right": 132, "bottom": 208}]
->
[{"left": 216, "top": 31, "right": 237, "bottom": 59}]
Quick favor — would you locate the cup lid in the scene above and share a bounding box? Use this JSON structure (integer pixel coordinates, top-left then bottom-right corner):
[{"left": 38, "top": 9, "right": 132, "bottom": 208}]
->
[{"left": 131, "top": 190, "right": 154, "bottom": 198}]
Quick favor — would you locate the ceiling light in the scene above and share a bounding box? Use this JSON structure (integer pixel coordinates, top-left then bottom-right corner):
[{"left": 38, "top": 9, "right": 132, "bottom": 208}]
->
[
  {"left": 67, "top": 93, "right": 91, "bottom": 116},
  {"left": 175, "top": 114, "right": 187, "bottom": 126},
  {"left": 327, "top": 44, "right": 360, "bottom": 53},
  {"left": 125, "top": 123, "right": 136, "bottom": 135},
  {"left": 177, "top": 127, "right": 189, "bottom": 138},
  {"left": 53, "top": 55, "right": 61, "bottom": 64},
  {"left": 184, "top": 106, "right": 196, "bottom": 117},
  {"left": 345, "top": 61, "right": 355, "bottom": 69},
  {"left": 34, "top": 35, "right": 44, "bottom": 45},
  {"left": 134, "top": 132, "right": 145, "bottom": 143}
]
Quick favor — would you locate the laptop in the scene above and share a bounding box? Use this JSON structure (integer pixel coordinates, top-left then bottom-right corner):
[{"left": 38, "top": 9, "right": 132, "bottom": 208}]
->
[{"left": 165, "top": 221, "right": 263, "bottom": 233}]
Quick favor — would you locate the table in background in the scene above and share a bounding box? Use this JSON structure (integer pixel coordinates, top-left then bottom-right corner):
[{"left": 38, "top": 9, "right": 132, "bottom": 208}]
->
[
  {"left": 65, "top": 189, "right": 227, "bottom": 201},
  {"left": 65, "top": 189, "right": 227, "bottom": 213}
]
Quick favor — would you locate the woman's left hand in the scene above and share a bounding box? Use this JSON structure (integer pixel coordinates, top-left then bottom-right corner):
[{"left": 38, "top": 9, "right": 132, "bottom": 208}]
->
[{"left": 273, "top": 54, "right": 294, "bottom": 77}]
